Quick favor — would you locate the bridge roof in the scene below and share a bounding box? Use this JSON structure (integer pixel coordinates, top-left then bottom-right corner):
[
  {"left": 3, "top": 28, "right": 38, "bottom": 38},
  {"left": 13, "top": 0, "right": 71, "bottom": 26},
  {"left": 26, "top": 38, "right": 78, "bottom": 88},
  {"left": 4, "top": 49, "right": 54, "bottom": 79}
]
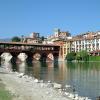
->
[{"left": 0, "top": 42, "right": 60, "bottom": 47}]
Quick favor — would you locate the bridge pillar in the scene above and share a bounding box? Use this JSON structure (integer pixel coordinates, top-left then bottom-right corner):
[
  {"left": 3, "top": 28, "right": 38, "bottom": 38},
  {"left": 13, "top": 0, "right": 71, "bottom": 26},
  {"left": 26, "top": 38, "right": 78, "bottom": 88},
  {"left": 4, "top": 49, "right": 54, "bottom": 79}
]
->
[
  {"left": 0, "top": 52, "right": 12, "bottom": 62},
  {"left": 58, "top": 46, "right": 65, "bottom": 61},
  {"left": 17, "top": 53, "right": 27, "bottom": 62},
  {"left": 33, "top": 53, "right": 41, "bottom": 61},
  {"left": 46, "top": 53, "right": 54, "bottom": 62},
  {"left": 0, "top": 52, "right": 2, "bottom": 64}
]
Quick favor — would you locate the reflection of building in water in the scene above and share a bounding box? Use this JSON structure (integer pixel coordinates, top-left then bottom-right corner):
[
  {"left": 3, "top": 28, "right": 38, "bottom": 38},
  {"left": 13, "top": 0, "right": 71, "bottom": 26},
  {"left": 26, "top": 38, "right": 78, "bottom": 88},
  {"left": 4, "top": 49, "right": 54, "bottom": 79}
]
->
[
  {"left": 1, "top": 61, "right": 12, "bottom": 72},
  {"left": 17, "top": 62, "right": 26, "bottom": 73},
  {"left": 54, "top": 61, "right": 68, "bottom": 84},
  {"left": 46, "top": 62, "right": 54, "bottom": 67},
  {"left": 46, "top": 62, "right": 54, "bottom": 81}
]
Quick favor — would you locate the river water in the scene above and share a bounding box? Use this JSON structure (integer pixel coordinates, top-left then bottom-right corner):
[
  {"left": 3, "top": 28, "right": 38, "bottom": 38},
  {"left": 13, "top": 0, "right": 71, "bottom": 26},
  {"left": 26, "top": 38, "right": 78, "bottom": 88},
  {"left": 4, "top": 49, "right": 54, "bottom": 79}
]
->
[{"left": 0, "top": 61, "right": 100, "bottom": 100}]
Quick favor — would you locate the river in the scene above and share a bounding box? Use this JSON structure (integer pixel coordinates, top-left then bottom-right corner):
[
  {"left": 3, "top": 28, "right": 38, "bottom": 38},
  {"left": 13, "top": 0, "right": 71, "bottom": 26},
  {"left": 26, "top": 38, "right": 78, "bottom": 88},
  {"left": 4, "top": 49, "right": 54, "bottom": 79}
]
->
[{"left": 0, "top": 61, "right": 100, "bottom": 100}]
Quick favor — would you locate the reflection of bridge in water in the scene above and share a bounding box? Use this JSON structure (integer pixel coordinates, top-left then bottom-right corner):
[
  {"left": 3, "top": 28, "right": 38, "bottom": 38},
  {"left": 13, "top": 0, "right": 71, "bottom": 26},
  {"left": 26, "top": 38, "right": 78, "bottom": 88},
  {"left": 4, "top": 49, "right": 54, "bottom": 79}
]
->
[{"left": 0, "top": 42, "right": 62, "bottom": 62}]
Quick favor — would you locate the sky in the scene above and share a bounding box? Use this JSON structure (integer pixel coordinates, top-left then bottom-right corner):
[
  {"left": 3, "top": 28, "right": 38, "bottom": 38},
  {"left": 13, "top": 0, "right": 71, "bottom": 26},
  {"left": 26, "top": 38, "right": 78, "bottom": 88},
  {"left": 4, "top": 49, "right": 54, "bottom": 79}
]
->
[{"left": 0, "top": 0, "right": 100, "bottom": 38}]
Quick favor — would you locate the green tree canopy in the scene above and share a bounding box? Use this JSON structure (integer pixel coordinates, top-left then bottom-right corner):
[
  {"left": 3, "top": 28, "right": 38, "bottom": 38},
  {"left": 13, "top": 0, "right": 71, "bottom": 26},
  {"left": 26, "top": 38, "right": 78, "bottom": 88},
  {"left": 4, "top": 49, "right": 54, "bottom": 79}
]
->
[
  {"left": 11, "top": 36, "right": 21, "bottom": 42},
  {"left": 41, "top": 36, "right": 45, "bottom": 41},
  {"left": 76, "top": 50, "right": 89, "bottom": 61},
  {"left": 66, "top": 50, "right": 89, "bottom": 61},
  {"left": 66, "top": 52, "right": 76, "bottom": 61}
]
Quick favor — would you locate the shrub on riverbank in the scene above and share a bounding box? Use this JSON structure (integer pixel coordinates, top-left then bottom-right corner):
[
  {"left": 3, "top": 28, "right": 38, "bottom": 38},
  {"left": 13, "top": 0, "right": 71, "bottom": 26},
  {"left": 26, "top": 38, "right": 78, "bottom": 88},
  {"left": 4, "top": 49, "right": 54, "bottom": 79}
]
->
[
  {"left": 0, "top": 81, "right": 12, "bottom": 100},
  {"left": 66, "top": 50, "right": 89, "bottom": 61},
  {"left": 89, "top": 56, "right": 100, "bottom": 61},
  {"left": 76, "top": 50, "right": 89, "bottom": 61},
  {"left": 66, "top": 52, "right": 76, "bottom": 61},
  {"left": 66, "top": 50, "right": 100, "bottom": 61}
]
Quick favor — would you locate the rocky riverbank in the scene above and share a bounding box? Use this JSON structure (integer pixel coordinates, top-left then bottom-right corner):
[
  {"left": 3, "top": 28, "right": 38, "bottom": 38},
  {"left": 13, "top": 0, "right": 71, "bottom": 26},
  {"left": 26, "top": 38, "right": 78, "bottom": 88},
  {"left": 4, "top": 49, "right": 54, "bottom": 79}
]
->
[{"left": 0, "top": 67, "right": 91, "bottom": 100}]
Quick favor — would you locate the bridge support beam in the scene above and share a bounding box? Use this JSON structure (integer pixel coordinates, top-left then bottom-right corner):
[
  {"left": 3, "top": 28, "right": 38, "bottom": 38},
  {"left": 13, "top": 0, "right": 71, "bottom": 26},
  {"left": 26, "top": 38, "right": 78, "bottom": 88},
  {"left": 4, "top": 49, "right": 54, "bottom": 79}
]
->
[
  {"left": 0, "top": 52, "right": 12, "bottom": 62},
  {"left": 33, "top": 53, "right": 41, "bottom": 61},
  {"left": 0, "top": 42, "right": 60, "bottom": 62},
  {"left": 18, "top": 53, "right": 27, "bottom": 62},
  {"left": 46, "top": 53, "right": 54, "bottom": 62}
]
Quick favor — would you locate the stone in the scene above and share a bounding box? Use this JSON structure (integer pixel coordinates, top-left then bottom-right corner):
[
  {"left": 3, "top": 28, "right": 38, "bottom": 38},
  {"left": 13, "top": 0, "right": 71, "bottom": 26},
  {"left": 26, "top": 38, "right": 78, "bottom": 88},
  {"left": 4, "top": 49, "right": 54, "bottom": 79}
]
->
[
  {"left": 53, "top": 83, "right": 62, "bottom": 89},
  {"left": 65, "top": 84, "right": 71, "bottom": 88},
  {"left": 40, "top": 83, "right": 45, "bottom": 88},
  {"left": 47, "top": 83, "right": 54, "bottom": 88},
  {"left": 34, "top": 79, "right": 39, "bottom": 83},
  {"left": 39, "top": 80, "right": 43, "bottom": 83},
  {"left": 48, "top": 80, "right": 51, "bottom": 83},
  {"left": 64, "top": 92, "right": 69, "bottom": 96},
  {"left": 17, "top": 73, "right": 24, "bottom": 78}
]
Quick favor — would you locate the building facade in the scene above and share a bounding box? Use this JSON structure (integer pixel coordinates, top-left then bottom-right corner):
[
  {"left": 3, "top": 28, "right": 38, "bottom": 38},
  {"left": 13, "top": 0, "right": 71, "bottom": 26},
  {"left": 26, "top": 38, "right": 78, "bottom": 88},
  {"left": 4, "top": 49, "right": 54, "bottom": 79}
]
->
[
  {"left": 47, "top": 28, "right": 71, "bottom": 42},
  {"left": 25, "top": 32, "right": 42, "bottom": 44},
  {"left": 23, "top": 30, "right": 100, "bottom": 60},
  {"left": 68, "top": 31, "right": 100, "bottom": 55},
  {"left": 47, "top": 29, "right": 72, "bottom": 60}
]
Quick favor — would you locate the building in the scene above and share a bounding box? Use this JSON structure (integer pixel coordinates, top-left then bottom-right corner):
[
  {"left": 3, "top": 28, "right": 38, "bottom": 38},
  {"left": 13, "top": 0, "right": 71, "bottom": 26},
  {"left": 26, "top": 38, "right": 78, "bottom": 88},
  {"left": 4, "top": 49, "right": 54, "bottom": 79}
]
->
[
  {"left": 29, "top": 32, "right": 39, "bottom": 38},
  {"left": 25, "top": 32, "right": 42, "bottom": 44},
  {"left": 47, "top": 28, "right": 71, "bottom": 42},
  {"left": 23, "top": 30, "right": 100, "bottom": 59},
  {"left": 68, "top": 31, "right": 100, "bottom": 55},
  {"left": 47, "top": 28, "right": 72, "bottom": 60}
]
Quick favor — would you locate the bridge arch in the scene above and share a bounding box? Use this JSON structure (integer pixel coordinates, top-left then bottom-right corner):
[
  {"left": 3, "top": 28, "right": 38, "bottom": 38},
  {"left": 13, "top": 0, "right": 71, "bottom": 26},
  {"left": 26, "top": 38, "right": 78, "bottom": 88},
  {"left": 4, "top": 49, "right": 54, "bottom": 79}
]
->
[
  {"left": 0, "top": 42, "right": 61, "bottom": 62},
  {"left": 40, "top": 53, "right": 47, "bottom": 62},
  {"left": 53, "top": 53, "right": 59, "bottom": 61}
]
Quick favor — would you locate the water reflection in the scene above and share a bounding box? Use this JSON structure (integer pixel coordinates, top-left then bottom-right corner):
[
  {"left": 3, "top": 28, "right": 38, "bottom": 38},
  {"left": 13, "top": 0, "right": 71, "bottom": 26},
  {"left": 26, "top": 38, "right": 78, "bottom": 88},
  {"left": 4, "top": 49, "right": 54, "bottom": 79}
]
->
[
  {"left": 66, "top": 62, "right": 100, "bottom": 100},
  {"left": 17, "top": 62, "right": 26, "bottom": 73},
  {"left": 1, "top": 61, "right": 100, "bottom": 100}
]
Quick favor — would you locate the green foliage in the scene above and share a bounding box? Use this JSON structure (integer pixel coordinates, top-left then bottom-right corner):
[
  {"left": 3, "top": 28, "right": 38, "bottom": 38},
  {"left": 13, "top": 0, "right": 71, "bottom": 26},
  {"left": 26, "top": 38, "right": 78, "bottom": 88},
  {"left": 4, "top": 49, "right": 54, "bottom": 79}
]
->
[
  {"left": 41, "top": 36, "right": 45, "bottom": 41},
  {"left": 66, "top": 50, "right": 89, "bottom": 61},
  {"left": 65, "top": 31, "right": 71, "bottom": 36},
  {"left": 80, "top": 50, "right": 89, "bottom": 61},
  {"left": 0, "top": 82, "right": 12, "bottom": 100},
  {"left": 66, "top": 52, "right": 76, "bottom": 61},
  {"left": 89, "top": 56, "right": 100, "bottom": 61},
  {"left": 75, "top": 50, "right": 89, "bottom": 61},
  {"left": 11, "top": 36, "right": 21, "bottom": 42},
  {"left": 76, "top": 52, "right": 81, "bottom": 61}
]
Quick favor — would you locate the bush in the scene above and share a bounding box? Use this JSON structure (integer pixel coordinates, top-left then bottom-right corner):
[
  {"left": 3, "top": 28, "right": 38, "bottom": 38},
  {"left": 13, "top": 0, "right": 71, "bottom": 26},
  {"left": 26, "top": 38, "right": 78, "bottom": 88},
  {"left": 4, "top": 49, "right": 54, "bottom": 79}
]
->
[
  {"left": 66, "top": 50, "right": 89, "bottom": 61},
  {"left": 12, "top": 36, "right": 21, "bottom": 42},
  {"left": 76, "top": 50, "right": 89, "bottom": 61},
  {"left": 89, "top": 56, "right": 100, "bottom": 61},
  {"left": 66, "top": 52, "right": 76, "bottom": 61}
]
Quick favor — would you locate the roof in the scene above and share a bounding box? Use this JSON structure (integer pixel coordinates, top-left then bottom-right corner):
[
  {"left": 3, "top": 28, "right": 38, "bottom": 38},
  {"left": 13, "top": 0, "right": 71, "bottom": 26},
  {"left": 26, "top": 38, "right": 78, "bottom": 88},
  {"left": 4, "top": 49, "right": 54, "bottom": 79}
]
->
[{"left": 0, "top": 42, "right": 60, "bottom": 47}]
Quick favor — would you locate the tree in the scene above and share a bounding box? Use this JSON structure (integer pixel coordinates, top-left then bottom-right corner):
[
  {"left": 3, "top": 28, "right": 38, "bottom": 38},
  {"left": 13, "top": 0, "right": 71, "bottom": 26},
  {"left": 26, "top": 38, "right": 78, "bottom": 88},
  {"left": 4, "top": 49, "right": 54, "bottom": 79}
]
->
[
  {"left": 76, "top": 50, "right": 89, "bottom": 61},
  {"left": 66, "top": 52, "right": 76, "bottom": 61},
  {"left": 12, "top": 36, "right": 21, "bottom": 42},
  {"left": 76, "top": 52, "right": 81, "bottom": 61},
  {"left": 41, "top": 36, "right": 45, "bottom": 41},
  {"left": 66, "top": 31, "right": 71, "bottom": 36}
]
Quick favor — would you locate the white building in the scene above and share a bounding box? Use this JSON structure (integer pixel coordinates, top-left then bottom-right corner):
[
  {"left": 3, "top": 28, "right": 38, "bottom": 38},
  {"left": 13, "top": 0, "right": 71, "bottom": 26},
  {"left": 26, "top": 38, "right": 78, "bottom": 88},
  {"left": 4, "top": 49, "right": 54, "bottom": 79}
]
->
[{"left": 69, "top": 32, "right": 100, "bottom": 55}]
